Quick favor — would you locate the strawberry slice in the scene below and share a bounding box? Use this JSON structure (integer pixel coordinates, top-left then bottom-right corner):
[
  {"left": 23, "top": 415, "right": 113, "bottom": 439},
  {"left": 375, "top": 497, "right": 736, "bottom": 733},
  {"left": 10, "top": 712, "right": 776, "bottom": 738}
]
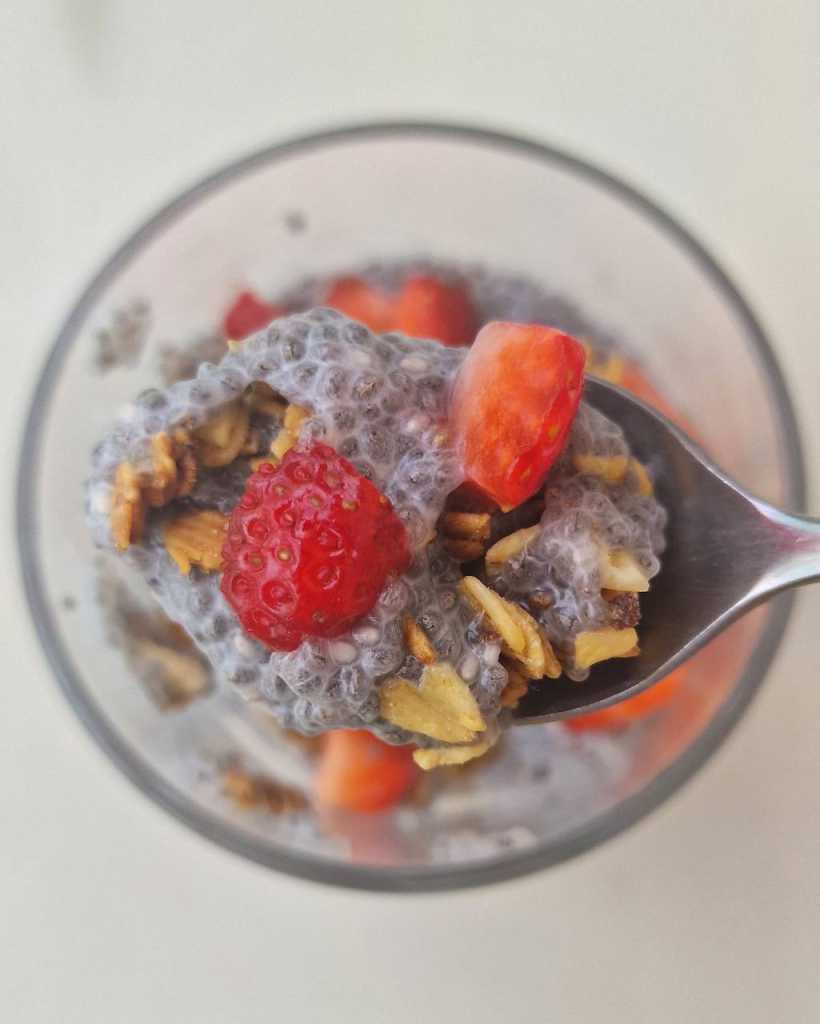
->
[
  {"left": 565, "top": 667, "right": 686, "bottom": 732},
  {"left": 451, "top": 322, "right": 585, "bottom": 509},
  {"left": 393, "top": 275, "right": 475, "bottom": 347},
  {"left": 314, "top": 730, "right": 418, "bottom": 813},
  {"left": 323, "top": 277, "right": 394, "bottom": 333},
  {"left": 223, "top": 290, "right": 285, "bottom": 341}
]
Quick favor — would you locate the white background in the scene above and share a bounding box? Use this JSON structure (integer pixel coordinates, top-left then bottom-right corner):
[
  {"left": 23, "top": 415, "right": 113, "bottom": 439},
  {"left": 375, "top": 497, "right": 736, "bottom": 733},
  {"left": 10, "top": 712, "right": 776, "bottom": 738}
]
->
[{"left": 2, "top": 2, "right": 819, "bottom": 1021}]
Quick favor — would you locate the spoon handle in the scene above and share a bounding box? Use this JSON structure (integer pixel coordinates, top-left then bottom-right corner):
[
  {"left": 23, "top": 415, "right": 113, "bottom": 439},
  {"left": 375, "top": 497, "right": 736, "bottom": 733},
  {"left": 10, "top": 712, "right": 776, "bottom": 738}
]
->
[{"left": 752, "top": 500, "right": 820, "bottom": 600}]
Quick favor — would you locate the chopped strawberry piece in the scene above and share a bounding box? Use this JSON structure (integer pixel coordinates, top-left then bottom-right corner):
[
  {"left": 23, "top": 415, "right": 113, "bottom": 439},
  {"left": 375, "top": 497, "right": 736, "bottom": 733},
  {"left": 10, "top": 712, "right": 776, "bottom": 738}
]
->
[
  {"left": 223, "top": 290, "right": 284, "bottom": 341},
  {"left": 323, "top": 276, "right": 394, "bottom": 333},
  {"left": 221, "top": 444, "right": 410, "bottom": 651},
  {"left": 393, "top": 275, "right": 475, "bottom": 347},
  {"left": 450, "top": 322, "right": 586, "bottom": 509},
  {"left": 565, "top": 667, "right": 687, "bottom": 732},
  {"left": 314, "top": 730, "right": 418, "bottom": 813}
]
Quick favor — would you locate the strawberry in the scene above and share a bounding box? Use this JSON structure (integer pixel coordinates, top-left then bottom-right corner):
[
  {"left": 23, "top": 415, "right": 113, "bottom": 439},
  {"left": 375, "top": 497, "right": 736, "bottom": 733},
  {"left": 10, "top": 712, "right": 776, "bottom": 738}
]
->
[
  {"left": 450, "top": 322, "right": 585, "bottom": 509},
  {"left": 564, "top": 667, "right": 686, "bottom": 732},
  {"left": 314, "top": 730, "right": 418, "bottom": 813},
  {"left": 223, "top": 290, "right": 285, "bottom": 341},
  {"left": 393, "top": 275, "right": 475, "bottom": 347},
  {"left": 221, "top": 444, "right": 410, "bottom": 651},
  {"left": 323, "top": 277, "right": 394, "bottom": 333}
]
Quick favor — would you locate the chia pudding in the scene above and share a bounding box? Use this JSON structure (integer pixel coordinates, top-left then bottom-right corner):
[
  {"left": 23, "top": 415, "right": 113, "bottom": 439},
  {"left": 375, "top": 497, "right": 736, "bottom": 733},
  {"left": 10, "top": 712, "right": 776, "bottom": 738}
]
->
[{"left": 87, "top": 260, "right": 667, "bottom": 798}]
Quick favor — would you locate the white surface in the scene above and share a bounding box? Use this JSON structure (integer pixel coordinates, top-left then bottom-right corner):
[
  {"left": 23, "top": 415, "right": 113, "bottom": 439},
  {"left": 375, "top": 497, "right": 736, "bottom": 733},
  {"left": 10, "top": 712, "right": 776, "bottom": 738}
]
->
[{"left": 2, "top": 1, "right": 819, "bottom": 1021}]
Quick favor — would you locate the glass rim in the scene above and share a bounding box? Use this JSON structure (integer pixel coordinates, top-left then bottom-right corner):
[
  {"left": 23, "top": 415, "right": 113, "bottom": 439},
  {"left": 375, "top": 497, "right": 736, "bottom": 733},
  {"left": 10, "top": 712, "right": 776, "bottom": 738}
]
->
[{"left": 16, "top": 120, "right": 807, "bottom": 892}]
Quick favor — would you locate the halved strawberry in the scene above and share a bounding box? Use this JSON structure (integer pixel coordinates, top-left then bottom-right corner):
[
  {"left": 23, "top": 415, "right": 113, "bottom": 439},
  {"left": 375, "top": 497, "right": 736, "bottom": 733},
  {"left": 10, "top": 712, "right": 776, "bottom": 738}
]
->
[
  {"left": 450, "top": 322, "right": 586, "bottom": 509},
  {"left": 323, "top": 276, "right": 394, "bottom": 333},
  {"left": 393, "top": 275, "right": 475, "bottom": 347},
  {"left": 314, "top": 730, "right": 418, "bottom": 813},
  {"left": 565, "top": 667, "right": 686, "bottom": 732},
  {"left": 223, "top": 290, "right": 285, "bottom": 341}
]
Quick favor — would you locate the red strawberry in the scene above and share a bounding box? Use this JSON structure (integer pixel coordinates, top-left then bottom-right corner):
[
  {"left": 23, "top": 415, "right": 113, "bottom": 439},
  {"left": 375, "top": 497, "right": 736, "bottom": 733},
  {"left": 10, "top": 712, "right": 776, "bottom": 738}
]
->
[
  {"left": 221, "top": 444, "right": 410, "bottom": 651},
  {"left": 314, "top": 730, "right": 418, "bottom": 813},
  {"left": 450, "top": 322, "right": 585, "bottom": 509},
  {"left": 393, "top": 275, "right": 475, "bottom": 347},
  {"left": 223, "top": 290, "right": 285, "bottom": 341},
  {"left": 565, "top": 667, "right": 686, "bottom": 732},
  {"left": 323, "top": 276, "right": 394, "bottom": 333}
]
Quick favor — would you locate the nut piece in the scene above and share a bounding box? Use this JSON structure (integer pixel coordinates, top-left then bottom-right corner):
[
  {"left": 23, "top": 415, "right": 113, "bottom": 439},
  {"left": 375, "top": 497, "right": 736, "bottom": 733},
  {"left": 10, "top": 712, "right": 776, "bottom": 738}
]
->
[
  {"left": 268, "top": 403, "right": 311, "bottom": 461},
  {"left": 441, "top": 512, "right": 491, "bottom": 541},
  {"left": 598, "top": 545, "right": 650, "bottom": 593},
  {"left": 244, "top": 382, "right": 288, "bottom": 419},
  {"left": 143, "top": 430, "right": 197, "bottom": 507},
  {"left": 223, "top": 765, "right": 307, "bottom": 814},
  {"left": 485, "top": 525, "right": 540, "bottom": 568},
  {"left": 499, "top": 665, "right": 529, "bottom": 709},
  {"left": 574, "top": 627, "right": 639, "bottom": 670},
  {"left": 163, "top": 509, "right": 229, "bottom": 574},
  {"left": 111, "top": 462, "right": 145, "bottom": 550},
  {"left": 380, "top": 662, "right": 486, "bottom": 744},
  {"left": 458, "top": 576, "right": 526, "bottom": 656},
  {"left": 586, "top": 350, "right": 627, "bottom": 384},
  {"left": 413, "top": 734, "right": 496, "bottom": 770},
  {"left": 603, "top": 590, "right": 641, "bottom": 629},
  {"left": 572, "top": 453, "right": 629, "bottom": 485},
  {"left": 629, "top": 458, "right": 654, "bottom": 496},
  {"left": 443, "top": 538, "right": 486, "bottom": 562},
  {"left": 193, "top": 400, "right": 250, "bottom": 467},
  {"left": 402, "top": 615, "right": 437, "bottom": 666},
  {"left": 136, "top": 639, "right": 210, "bottom": 708}
]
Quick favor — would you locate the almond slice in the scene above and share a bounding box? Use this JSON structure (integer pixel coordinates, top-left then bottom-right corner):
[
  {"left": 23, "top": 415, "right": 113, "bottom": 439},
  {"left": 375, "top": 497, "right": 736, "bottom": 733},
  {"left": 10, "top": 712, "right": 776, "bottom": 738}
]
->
[
  {"left": 499, "top": 666, "right": 529, "bottom": 709},
  {"left": 111, "top": 462, "right": 145, "bottom": 551},
  {"left": 572, "top": 453, "right": 629, "bottom": 485},
  {"left": 505, "top": 602, "right": 562, "bottom": 680},
  {"left": 402, "top": 615, "right": 437, "bottom": 666},
  {"left": 485, "top": 525, "right": 540, "bottom": 568},
  {"left": 380, "top": 663, "right": 485, "bottom": 744},
  {"left": 458, "top": 576, "right": 526, "bottom": 656},
  {"left": 283, "top": 403, "right": 310, "bottom": 432},
  {"left": 630, "top": 458, "right": 654, "bottom": 496},
  {"left": 574, "top": 627, "right": 639, "bottom": 670},
  {"left": 413, "top": 734, "right": 496, "bottom": 770},
  {"left": 163, "top": 509, "right": 229, "bottom": 574},
  {"left": 193, "top": 400, "right": 250, "bottom": 468},
  {"left": 598, "top": 545, "right": 650, "bottom": 593},
  {"left": 270, "top": 429, "right": 298, "bottom": 461}
]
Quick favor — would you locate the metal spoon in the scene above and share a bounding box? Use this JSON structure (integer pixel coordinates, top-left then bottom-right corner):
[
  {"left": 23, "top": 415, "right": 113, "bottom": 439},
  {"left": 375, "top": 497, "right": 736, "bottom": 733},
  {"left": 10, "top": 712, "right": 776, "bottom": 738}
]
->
[{"left": 514, "top": 377, "right": 819, "bottom": 724}]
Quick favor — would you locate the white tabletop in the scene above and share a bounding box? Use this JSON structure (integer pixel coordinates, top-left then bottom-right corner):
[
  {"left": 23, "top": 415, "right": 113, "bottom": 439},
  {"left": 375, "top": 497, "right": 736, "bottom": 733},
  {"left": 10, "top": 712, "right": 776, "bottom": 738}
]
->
[{"left": 2, "top": 2, "right": 819, "bottom": 1021}]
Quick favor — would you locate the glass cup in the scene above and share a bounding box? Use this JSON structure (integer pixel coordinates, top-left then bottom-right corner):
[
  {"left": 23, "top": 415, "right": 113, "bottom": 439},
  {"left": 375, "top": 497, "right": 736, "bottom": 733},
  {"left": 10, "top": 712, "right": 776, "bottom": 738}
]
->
[{"left": 18, "top": 123, "right": 805, "bottom": 890}]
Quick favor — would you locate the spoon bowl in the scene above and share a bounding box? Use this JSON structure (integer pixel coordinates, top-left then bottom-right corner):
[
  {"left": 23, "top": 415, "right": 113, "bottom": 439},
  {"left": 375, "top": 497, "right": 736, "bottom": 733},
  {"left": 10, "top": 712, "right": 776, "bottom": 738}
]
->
[{"left": 516, "top": 377, "right": 820, "bottom": 723}]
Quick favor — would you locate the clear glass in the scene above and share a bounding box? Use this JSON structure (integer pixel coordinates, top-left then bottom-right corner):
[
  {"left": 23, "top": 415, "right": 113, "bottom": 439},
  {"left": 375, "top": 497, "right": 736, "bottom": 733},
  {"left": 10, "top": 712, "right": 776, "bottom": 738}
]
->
[{"left": 17, "top": 124, "right": 804, "bottom": 890}]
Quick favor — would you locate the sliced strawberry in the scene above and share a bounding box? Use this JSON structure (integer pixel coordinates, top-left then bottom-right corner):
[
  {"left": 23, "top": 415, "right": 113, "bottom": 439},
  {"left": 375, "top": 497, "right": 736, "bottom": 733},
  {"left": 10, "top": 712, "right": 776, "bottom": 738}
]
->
[
  {"left": 565, "top": 667, "right": 686, "bottom": 732},
  {"left": 450, "top": 322, "right": 586, "bottom": 509},
  {"left": 323, "top": 276, "right": 394, "bottom": 333},
  {"left": 223, "top": 290, "right": 285, "bottom": 341},
  {"left": 314, "top": 730, "right": 418, "bottom": 813},
  {"left": 393, "top": 275, "right": 475, "bottom": 347}
]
